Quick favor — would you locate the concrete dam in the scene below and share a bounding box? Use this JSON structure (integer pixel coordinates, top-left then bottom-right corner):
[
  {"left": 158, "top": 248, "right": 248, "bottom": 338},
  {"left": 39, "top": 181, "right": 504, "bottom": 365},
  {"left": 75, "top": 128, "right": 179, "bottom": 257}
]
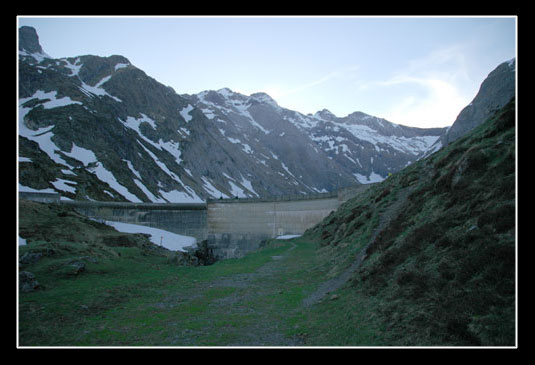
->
[{"left": 20, "top": 185, "right": 372, "bottom": 259}]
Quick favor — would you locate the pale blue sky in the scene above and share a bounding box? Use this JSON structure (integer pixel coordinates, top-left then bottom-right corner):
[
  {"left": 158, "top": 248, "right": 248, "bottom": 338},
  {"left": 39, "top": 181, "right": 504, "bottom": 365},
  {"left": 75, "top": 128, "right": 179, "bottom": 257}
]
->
[{"left": 18, "top": 16, "right": 516, "bottom": 128}]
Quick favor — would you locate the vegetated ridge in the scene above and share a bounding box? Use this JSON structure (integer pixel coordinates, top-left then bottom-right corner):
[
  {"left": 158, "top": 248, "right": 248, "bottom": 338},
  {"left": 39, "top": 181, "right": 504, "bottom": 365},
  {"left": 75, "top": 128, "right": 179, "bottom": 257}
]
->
[{"left": 303, "top": 98, "right": 516, "bottom": 345}]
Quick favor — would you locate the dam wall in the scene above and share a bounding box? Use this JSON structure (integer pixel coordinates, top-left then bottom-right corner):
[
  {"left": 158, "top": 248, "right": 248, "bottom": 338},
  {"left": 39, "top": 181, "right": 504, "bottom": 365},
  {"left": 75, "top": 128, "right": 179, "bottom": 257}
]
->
[
  {"left": 20, "top": 183, "right": 375, "bottom": 259},
  {"left": 206, "top": 197, "right": 341, "bottom": 259},
  {"left": 59, "top": 201, "right": 208, "bottom": 243}
]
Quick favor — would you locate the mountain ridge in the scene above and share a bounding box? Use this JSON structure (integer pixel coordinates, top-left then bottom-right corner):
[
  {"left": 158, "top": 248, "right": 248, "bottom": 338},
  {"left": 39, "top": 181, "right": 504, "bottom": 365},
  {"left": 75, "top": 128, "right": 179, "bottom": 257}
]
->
[{"left": 18, "top": 26, "right": 510, "bottom": 204}]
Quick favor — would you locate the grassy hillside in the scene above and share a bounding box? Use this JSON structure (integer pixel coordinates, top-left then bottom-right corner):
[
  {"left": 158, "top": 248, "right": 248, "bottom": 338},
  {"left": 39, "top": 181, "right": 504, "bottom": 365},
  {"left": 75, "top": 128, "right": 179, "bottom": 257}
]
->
[
  {"left": 17, "top": 99, "right": 515, "bottom": 347},
  {"left": 303, "top": 98, "right": 516, "bottom": 346}
]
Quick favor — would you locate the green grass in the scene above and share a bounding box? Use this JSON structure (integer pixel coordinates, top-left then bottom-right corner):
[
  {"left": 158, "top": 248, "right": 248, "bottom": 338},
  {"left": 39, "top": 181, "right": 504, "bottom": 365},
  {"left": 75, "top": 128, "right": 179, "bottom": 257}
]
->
[{"left": 18, "top": 233, "right": 390, "bottom": 346}]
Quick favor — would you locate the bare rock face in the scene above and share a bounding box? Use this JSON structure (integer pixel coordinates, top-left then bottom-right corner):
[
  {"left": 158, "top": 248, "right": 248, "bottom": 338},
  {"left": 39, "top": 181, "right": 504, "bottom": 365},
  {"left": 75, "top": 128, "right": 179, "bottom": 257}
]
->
[
  {"left": 443, "top": 59, "right": 516, "bottom": 146},
  {"left": 19, "top": 26, "right": 45, "bottom": 54}
]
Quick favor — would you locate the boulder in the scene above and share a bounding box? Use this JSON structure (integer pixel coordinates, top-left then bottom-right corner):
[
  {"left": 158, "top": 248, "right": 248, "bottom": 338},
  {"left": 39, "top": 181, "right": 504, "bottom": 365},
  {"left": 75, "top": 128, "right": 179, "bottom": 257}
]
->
[{"left": 19, "top": 271, "right": 40, "bottom": 293}]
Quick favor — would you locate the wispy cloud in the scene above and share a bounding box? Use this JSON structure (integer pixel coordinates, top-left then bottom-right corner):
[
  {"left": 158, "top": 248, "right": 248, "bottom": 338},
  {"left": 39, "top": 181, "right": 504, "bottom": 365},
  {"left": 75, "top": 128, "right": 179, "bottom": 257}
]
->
[
  {"left": 280, "top": 65, "right": 360, "bottom": 96},
  {"left": 382, "top": 76, "right": 468, "bottom": 128},
  {"left": 359, "top": 45, "right": 473, "bottom": 127}
]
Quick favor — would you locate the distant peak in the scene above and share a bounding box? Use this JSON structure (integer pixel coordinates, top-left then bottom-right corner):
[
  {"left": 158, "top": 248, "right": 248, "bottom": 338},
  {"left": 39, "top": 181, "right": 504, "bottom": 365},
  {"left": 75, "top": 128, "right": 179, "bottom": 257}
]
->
[
  {"left": 314, "top": 109, "right": 337, "bottom": 120},
  {"left": 250, "top": 92, "right": 278, "bottom": 107},
  {"left": 217, "top": 87, "right": 234, "bottom": 96}
]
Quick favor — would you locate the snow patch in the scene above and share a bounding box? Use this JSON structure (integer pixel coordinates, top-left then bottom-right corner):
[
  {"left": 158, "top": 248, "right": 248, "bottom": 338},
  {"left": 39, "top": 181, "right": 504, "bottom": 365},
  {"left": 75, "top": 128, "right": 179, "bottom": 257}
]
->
[
  {"left": 64, "top": 143, "right": 98, "bottom": 166},
  {"left": 133, "top": 179, "right": 166, "bottom": 203},
  {"left": 51, "top": 178, "right": 77, "bottom": 194},
  {"left": 180, "top": 104, "right": 194, "bottom": 122},
  {"left": 158, "top": 188, "right": 203, "bottom": 203},
  {"left": 202, "top": 177, "right": 229, "bottom": 199},
  {"left": 353, "top": 172, "right": 385, "bottom": 184},
  {"left": 276, "top": 234, "right": 301, "bottom": 240},
  {"left": 122, "top": 115, "right": 182, "bottom": 164},
  {"left": 89, "top": 161, "right": 142, "bottom": 202},
  {"left": 79, "top": 76, "right": 122, "bottom": 102},
  {"left": 114, "top": 63, "right": 129, "bottom": 71},
  {"left": 103, "top": 220, "right": 197, "bottom": 252},
  {"left": 20, "top": 90, "right": 82, "bottom": 110},
  {"left": 19, "top": 49, "right": 51, "bottom": 63},
  {"left": 239, "top": 175, "right": 259, "bottom": 197}
]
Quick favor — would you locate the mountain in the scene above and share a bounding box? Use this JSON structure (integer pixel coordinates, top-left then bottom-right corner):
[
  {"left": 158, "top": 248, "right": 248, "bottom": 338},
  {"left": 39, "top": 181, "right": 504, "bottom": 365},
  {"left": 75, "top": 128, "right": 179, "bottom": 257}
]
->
[
  {"left": 17, "top": 26, "right": 448, "bottom": 203},
  {"left": 424, "top": 58, "right": 516, "bottom": 156}
]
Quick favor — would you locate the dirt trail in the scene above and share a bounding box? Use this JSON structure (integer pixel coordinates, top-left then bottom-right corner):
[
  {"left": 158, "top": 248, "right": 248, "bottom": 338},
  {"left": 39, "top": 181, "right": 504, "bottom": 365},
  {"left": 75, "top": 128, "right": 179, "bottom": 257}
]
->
[
  {"left": 167, "top": 241, "right": 304, "bottom": 346},
  {"left": 302, "top": 187, "right": 413, "bottom": 307},
  {"left": 211, "top": 242, "right": 304, "bottom": 346}
]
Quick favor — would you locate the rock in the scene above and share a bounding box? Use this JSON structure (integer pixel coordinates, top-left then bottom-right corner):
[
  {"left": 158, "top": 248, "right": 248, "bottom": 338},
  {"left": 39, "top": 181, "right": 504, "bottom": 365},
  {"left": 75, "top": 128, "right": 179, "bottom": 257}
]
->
[
  {"left": 19, "top": 252, "right": 43, "bottom": 266},
  {"left": 19, "top": 271, "right": 40, "bottom": 293},
  {"left": 329, "top": 294, "right": 340, "bottom": 301},
  {"left": 19, "top": 26, "right": 45, "bottom": 54},
  {"left": 442, "top": 59, "right": 516, "bottom": 146},
  {"left": 65, "top": 260, "right": 86, "bottom": 275},
  {"left": 167, "top": 240, "right": 217, "bottom": 267}
]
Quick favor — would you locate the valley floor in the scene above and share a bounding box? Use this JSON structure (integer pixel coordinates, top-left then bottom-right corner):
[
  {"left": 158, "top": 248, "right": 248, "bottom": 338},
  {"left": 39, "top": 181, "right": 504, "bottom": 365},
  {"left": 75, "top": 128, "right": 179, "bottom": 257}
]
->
[{"left": 18, "top": 236, "right": 385, "bottom": 347}]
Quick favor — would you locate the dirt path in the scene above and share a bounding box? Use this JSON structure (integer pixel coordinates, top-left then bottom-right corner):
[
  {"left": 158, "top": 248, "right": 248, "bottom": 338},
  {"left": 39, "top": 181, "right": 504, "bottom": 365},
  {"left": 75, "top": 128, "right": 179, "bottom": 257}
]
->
[
  {"left": 302, "top": 187, "right": 412, "bottom": 307},
  {"left": 167, "top": 242, "right": 304, "bottom": 346},
  {"left": 210, "top": 242, "right": 304, "bottom": 346}
]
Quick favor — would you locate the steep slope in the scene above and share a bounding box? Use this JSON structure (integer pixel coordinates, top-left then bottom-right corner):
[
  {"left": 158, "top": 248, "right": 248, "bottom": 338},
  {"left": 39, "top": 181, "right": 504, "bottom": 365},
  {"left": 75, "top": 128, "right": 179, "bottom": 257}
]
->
[
  {"left": 17, "top": 26, "right": 446, "bottom": 202},
  {"left": 303, "top": 98, "right": 516, "bottom": 345}
]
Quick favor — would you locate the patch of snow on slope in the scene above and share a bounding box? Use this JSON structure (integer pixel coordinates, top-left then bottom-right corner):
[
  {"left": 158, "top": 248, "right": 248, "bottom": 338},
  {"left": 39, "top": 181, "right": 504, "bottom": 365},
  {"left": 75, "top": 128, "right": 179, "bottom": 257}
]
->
[
  {"left": 64, "top": 143, "right": 98, "bottom": 166},
  {"left": 331, "top": 121, "right": 440, "bottom": 155},
  {"left": 103, "top": 220, "right": 197, "bottom": 252},
  {"left": 89, "top": 162, "right": 142, "bottom": 202},
  {"left": 18, "top": 123, "right": 73, "bottom": 168},
  {"left": 19, "top": 49, "right": 51, "bottom": 63},
  {"left": 122, "top": 115, "right": 182, "bottom": 163},
  {"left": 353, "top": 172, "right": 385, "bottom": 184},
  {"left": 240, "top": 175, "right": 259, "bottom": 197},
  {"left": 51, "top": 178, "right": 77, "bottom": 194},
  {"left": 180, "top": 104, "right": 194, "bottom": 122},
  {"left": 114, "top": 63, "right": 129, "bottom": 71},
  {"left": 202, "top": 177, "right": 229, "bottom": 199},
  {"left": 158, "top": 188, "right": 203, "bottom": 203},
  {"left": 133, "top": 179, "right": 166, "bottom": 203},
  {"left": 20, "top": 90, "right": 82, "bottom": 109},
  {"left": 79, "top": 76, "right": 122, "bottom": 102}
]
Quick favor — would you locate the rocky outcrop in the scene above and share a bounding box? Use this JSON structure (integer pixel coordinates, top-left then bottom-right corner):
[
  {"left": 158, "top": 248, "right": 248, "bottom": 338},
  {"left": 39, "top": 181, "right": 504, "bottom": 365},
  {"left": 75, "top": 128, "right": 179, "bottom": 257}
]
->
[
  {"left": 445, "top": 58, "right": 515, "bottom": 145},
  {"left": 19, "top": 271, "right": 40, "bottom": 293},
  {"left": 168, "top": 240, "right": 218, "bottom": 266}
]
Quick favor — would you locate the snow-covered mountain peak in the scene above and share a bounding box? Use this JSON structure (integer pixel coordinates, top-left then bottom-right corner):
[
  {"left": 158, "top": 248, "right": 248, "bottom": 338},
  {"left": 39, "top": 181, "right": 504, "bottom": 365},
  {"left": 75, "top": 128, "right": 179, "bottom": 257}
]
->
[
  {"left": 313, "top": 109, "right": 337, "bottom": 121},
  {"left": 249, "top": 92, "right": 279, "bottom": 108}
]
